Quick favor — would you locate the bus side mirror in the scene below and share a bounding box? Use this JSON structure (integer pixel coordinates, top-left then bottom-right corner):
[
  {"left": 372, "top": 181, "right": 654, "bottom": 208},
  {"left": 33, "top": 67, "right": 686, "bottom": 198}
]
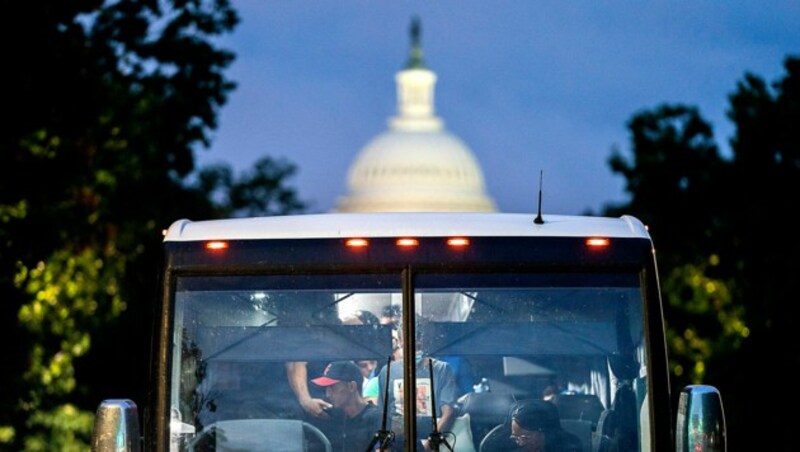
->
[
  {"left": 675, "top": 385, "right": 726, "bottom": 452},
  {"left": 91, "top": 399, "right": 141, "bottom": 452}
]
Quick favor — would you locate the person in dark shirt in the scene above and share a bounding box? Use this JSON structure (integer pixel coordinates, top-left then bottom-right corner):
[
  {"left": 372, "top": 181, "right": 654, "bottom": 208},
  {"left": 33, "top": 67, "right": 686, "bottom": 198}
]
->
[
  {"left": 279, "top": 292, "right": 341, "bottom": 420},
  {"left": 509, "top": 400, "right": 582, "bottom": 452},
  {"left": 311, "top": 361, "right": 380, "bottom": 452}
]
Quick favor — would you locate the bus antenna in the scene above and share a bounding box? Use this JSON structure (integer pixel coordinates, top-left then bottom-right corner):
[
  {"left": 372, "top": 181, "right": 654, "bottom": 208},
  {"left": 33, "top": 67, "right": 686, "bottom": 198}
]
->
[{"left": 534, "top": 170, "right": 544, "bottom": 225}]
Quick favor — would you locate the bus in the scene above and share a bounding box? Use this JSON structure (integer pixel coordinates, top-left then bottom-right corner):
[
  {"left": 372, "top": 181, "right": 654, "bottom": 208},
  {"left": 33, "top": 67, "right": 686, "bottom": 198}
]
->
[{"left": 91, "top": 212, "right": 726, "bottom": 451}]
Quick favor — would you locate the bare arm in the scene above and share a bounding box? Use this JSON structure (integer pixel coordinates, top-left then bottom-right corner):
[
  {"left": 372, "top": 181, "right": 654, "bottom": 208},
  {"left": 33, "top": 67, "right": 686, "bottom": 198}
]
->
[
  {"left": 437, "top": 403, "right": 455, "bottom": 433},
  {"left": 286, "top": 361, "right": 331, "bottom": 418}
]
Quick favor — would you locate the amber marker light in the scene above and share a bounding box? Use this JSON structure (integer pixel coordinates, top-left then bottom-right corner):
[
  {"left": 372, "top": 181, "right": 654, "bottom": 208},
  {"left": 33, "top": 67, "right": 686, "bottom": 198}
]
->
[
  {"left": 396, "top": 238, "right": 419, "bottom": 247},
  {"left": 447, "top": 237, "right": 470, "bottom": 247},
  {"left": 205, "top": 241, "right": 229, "bottom": 251},
  {"left": 586, "top": 237, "right": 610, "bottom": 248},
  {"left": 346, "top": 238, "right": 369, "bottom": 248}
]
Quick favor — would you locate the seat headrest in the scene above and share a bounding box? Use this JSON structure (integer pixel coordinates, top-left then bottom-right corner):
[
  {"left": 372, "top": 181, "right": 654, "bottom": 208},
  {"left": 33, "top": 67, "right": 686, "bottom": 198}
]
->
[
  {"left": 552, "top": 393, "right": 604, "bottom": 422},
  {"left": 459, "top": 392, "right": 517, "bottom": 424}
]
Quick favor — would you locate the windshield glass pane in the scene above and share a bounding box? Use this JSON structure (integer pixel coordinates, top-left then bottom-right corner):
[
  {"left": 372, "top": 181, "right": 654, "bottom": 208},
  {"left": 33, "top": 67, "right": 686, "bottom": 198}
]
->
[
  {"left": 400, "top": 272, "right": 649, "bottom": 452},
  {"left": 169, "top": 271, "right": 649, "bottom": 451},
  {"left": 170, "top": 274, "right": 401, "bottom": 452}
]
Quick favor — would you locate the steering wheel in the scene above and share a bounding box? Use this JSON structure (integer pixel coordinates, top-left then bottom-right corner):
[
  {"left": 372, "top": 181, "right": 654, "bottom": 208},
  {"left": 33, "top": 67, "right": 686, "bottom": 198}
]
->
[{"left": 185, "top": 419, "right": 332, "bottom": 452}]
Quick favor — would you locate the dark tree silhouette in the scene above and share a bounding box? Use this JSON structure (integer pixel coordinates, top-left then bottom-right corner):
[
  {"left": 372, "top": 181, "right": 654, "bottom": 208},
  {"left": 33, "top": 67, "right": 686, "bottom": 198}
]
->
[
  {"left": 0, "top": 1, "right": 304, "bottom": 449},
  {"left": 606, "top": 56, "right": 799, "bottom": 451},
  {"left": 722, "top": 56, "right": 800, "bottom": 452}
]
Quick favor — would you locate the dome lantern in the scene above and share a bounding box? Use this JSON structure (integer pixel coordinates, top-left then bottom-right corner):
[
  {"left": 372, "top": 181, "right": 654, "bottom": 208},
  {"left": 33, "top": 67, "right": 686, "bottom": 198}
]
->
[{"left": 391, "top": 17, "right": 442, "bottom": 132}]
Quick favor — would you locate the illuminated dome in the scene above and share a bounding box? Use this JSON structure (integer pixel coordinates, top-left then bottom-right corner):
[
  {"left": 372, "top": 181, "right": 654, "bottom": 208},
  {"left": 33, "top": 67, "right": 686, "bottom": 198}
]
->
[{"left": 336, "top": 18, "right": 496, "bottom": 213}]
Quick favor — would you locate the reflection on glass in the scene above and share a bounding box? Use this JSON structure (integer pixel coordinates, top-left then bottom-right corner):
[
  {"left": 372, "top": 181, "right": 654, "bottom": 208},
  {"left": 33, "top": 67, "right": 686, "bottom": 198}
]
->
[{"left": 169, "top": 272, "right": 650, "bottom": 451}]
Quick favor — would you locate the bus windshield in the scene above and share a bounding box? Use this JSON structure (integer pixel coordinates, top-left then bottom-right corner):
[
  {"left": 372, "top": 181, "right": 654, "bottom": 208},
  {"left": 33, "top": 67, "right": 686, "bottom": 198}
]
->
[{"left": 170, "top": 271, "right": 649, "bottom": 451}]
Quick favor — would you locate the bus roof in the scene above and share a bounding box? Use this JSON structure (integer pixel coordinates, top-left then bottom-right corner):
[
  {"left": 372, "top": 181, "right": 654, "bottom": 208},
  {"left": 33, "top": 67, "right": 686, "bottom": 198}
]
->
[{"left": 164, "top": 212, "right": 650, "bottom": 242}]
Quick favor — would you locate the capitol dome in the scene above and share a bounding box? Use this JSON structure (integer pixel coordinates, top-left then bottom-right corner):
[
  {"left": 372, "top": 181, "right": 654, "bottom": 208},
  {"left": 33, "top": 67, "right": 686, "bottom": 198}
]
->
[{"left": 335, "top": 18, "right": 496, "bottom": 213}]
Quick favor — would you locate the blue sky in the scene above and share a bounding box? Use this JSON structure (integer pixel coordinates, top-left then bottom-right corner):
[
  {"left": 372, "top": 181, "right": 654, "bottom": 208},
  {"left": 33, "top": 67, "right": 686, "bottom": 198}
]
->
[{"left": 196, "top": 1, "right": 800, "bottom": 215}]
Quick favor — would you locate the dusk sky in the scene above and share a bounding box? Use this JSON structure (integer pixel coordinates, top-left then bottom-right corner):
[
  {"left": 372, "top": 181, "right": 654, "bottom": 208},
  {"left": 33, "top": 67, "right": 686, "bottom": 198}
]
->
[{"left": 196, "top": 1, "right": 800, "bottom": 215}]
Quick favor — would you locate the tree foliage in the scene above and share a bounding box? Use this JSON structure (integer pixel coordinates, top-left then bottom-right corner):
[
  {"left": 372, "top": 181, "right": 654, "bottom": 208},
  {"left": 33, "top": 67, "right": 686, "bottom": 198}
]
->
[
  {"left": 606, "top": 105, "right": 745, "bottom": 387},
  {"left": 607, "top": 105, "right": 731, "bottom": 268},
  {"left": 0, "top": 1, "right": 304, "bottom": 450},
  {"left": 197, "top": 157, "right": 308, "bottom": 217},
  {"left": 606, "top": 56, "right": 799, "bottom": 450}
]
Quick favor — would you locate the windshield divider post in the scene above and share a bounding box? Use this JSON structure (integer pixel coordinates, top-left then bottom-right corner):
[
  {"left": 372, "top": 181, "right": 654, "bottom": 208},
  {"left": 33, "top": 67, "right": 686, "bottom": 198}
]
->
[{"left": 402, "top": 267, "right": 416, "bottom": 450}]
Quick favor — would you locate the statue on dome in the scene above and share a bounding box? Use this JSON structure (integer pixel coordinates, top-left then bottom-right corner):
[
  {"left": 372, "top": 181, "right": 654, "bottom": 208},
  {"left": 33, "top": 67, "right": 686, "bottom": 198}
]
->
[{"left": 406, "top": 16, "right": 425, "bottom": 69}]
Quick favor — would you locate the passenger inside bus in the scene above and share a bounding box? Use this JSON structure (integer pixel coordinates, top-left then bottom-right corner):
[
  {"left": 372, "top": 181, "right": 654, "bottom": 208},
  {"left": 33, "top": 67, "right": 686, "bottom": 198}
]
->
[
  {"left": 508, "top": 400, "right": 582, "bottom": 452},
  {"left": 475, "top": 399, "right": 583, "bottom": 452},
  {"left": 377, "top": 315, "right": 459, "bottom": 451},
  {"left": 283, "top": 293, "right": 344, "bottom": 420},
  {"left": 342, "top": 310, "right": 381, "bottom": 404},
  {"left": 309, "top": 361, "right": 380, "bottom": 452}
]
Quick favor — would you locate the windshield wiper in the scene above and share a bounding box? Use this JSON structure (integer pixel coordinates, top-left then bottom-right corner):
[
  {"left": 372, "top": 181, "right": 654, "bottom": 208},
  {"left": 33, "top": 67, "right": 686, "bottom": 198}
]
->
[
  {"left": 365, "top": 355, "right": 395, "bottom": 452},
  {"left": 426, "top": 357, "right": 454, "bottom": 452}
]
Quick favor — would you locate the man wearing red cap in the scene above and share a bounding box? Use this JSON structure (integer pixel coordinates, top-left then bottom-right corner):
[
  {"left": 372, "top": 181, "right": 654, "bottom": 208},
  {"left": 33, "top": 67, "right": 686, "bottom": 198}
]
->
[{"left": 312, "top": 361, "right": 380, "bottom": 452}]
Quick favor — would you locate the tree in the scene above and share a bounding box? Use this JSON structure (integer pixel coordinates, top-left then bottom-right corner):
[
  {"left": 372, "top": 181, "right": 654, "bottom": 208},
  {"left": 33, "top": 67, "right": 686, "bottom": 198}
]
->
[
  {"left": 0, "top": 1, "right": 242, "bottom": 449},
  {"left": 606, "top": 56, "right": 799, "bottom": 450},
  {"left": 722, "top": 56, "right": 800, "bottom": 451},
  {"left": 607, "top": 105, "right": 731, "bottom": 268},
  {"left": 197, "top": 157, "right": 308, "bottom": 217},
  {"left": 606, "top": 104, "right": 746, "bottom": 385}
]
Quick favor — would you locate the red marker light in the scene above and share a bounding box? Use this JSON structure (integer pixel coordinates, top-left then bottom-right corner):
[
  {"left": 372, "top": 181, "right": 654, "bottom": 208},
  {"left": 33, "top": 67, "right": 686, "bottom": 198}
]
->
[
  {"left": 205, "top": 241, "right": 229, "bottom": 251},
  {"left": 396, "top": 238, "right": 419, "bottom": 247},
  {"left": 447, "top": 238, "right": 470, "bottom": 247},
  {"left": 346, "top": 238, "right": 369, "bottom": 248},
  {"left": 586, "top": 237, "right": 610, "bottom": 248}
]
